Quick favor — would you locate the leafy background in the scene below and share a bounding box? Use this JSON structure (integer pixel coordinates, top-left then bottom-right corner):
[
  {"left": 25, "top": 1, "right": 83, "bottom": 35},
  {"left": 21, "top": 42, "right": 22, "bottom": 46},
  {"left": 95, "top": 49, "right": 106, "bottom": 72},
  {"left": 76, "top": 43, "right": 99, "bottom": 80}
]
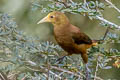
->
[{"left": 0, "top": 0, "right": 120, "bottom": 80}]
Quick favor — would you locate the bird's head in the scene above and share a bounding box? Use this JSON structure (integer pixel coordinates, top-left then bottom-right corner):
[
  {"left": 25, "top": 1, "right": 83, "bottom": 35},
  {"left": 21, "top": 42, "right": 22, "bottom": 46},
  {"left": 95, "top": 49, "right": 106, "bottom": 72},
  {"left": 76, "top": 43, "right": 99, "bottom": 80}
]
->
[{"left": 37, "top": 11, "right": 69, "bottom": 26}]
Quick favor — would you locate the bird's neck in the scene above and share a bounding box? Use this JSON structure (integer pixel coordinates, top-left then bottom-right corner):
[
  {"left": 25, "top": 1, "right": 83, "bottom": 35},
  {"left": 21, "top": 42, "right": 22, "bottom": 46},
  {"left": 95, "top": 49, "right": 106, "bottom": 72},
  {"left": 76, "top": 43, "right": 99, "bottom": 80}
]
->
[
  {"left": 53, "top": 21, "right": 69, "bottom": 27},
  {"left": 54, "top": 23, "right": 70, "bottom": 31},
  {"left": 53, "top": 23, "right": 70, "bottom": 37}
]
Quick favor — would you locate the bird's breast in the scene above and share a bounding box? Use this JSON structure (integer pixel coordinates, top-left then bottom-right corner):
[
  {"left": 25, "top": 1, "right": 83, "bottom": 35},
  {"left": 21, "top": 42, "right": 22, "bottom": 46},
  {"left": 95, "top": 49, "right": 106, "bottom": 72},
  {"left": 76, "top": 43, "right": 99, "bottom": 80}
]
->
[
  {"left": 54, "top": 33, "right": 73, "bottom": 46},
  {"left": 54, "top": 29, "right": 79, "bottom": 53}
]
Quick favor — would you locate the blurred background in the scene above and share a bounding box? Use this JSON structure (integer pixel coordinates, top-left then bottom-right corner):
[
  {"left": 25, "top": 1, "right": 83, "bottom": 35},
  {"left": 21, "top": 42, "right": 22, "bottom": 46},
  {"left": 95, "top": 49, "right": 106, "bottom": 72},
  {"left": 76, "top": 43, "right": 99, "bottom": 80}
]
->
[{"left": 0, "top": 0, "right": 120, "bottom": 79}]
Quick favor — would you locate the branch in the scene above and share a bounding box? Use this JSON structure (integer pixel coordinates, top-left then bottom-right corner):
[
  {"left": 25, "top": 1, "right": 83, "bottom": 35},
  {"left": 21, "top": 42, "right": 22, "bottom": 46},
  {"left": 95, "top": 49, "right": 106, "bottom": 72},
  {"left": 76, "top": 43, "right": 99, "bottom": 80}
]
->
[
  {"left": 0, "top": 71, "right": 8, "bottom": 80},
  {"left": 84, "top": 0, "right": 86, "bottom": 4},
  {"left": 51, "top": 66, "right": 83, "bottom": 78},
  {"left": 26, "top": 60, "right": 84, "bottom": 79},
  {"left": 57, "top": 0, "right": 70, "bottom": 8},
  {"left": 26, "top": 66, "right": 62, "bottom": 79},
  {"left": 47, "top": 59, "right": 50, "bottom": 80},
  {"left": 94, "top": 59, "right": 99, "bottom": 80},
  {"left": 105, "top": 0, "right": 120, "bottom": 13},
  {"left": 85, "top": 64, "right": 90, "bottom": 80},
  {"left": 102, "top": 27, "right": 110, "bottom": 41},
  {"left": 51, "top": 66, "right": 103, "bottom": 80},
  {"left": 96, "top": 16, "right": 120, "bottom": 30}
]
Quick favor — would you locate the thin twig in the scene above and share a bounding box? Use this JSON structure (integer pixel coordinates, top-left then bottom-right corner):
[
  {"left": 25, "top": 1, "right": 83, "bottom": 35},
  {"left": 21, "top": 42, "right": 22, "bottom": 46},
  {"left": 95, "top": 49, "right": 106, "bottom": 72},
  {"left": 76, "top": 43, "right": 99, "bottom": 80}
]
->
[
  {"left": 69, "top": 0, "right": 74, "bottom": 4},
  {"left": 96, "top": 16, "right": 120, "bottom": 30},
  {"left": 51, "top": 66, "right": 103, "bottom": 80},
  {"left": 51, "top": 66, "right": 83, "bottom": 78},
  {"left": 58, "top": 71, "right": 65, "bottom": 76},
  {"left": 49, "top": 71, "right": 61, "bottom": 79},
  {"left": 0, "top": 71, "right": 8, "bottom": 80},
  {"left": 25, "top": 60, "right": 103, "bottom": 79},
  {"left": 102, "top": 27, "right": 110, "bottom": 41},
  {"left": 47, "top": 59, "right": 50, "bottom": 80},
  {"left": 95, "top": 27, "right": 110, "bottom": 44},
  {"left": 108, "top": 55, "right": 120, "bottom": 59},
  {"left": 26, "top": 66, "right": 62, "bottom": 79},
  {"left": 85, "top": 64, "right": 91, "bottom": 80},
  {"left": 84, "top": 0, "right": 86, "bottom": 4},
  {"left": 94, "top": 59, "right": 99, "bottom": 80},
  {"left": 7, "top": 73, "right": 18, "bottom": 80},
  {"left": 21, "top": 75, "right": 26, "bottom": 80},
  {"left": 59, "top": 0, "right": 70, "bottom": 8},
  {"left": 105, "top": 0, "right": 120, "bottom": 13}
]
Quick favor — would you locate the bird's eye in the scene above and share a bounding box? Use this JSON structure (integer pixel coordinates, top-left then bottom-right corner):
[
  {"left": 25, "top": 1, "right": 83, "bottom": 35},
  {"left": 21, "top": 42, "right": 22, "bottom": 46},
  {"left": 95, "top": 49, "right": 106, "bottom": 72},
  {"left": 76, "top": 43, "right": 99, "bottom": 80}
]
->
[{"left": 50, "top": 16, "right": 54, "bottom": 18}]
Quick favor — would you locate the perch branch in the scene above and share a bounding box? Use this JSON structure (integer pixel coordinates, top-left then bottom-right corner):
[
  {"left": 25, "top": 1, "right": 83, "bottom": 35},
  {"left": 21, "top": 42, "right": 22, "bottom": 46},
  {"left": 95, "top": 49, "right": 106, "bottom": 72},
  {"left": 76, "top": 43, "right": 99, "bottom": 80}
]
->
[
  {"left": 105, "top": 0, "right": 120, "bottom": 13},
  {"left": 96, "top": 16, "right": 120, "bottom": 30}
]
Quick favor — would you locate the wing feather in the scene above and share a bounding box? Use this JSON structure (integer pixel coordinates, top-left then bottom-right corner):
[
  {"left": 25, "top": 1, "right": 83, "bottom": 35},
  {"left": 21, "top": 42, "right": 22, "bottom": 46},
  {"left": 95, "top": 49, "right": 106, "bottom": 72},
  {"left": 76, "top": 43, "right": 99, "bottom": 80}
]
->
[{"left": 70, "top": 25, "right": 92, "bottom": 45}]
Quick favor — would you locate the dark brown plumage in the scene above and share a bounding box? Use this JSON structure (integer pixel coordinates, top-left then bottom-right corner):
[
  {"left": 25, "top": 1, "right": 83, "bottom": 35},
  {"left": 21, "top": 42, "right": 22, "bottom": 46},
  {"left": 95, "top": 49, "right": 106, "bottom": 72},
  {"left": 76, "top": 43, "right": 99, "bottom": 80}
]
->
[{"left": 37, "top": 11, "right": 97, "bottom": 63}]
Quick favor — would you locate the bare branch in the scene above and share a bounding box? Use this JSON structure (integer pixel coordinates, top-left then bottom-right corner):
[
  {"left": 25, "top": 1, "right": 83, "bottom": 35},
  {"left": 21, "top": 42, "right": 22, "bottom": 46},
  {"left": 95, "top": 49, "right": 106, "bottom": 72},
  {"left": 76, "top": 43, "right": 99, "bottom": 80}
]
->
[
  {"left": 47, "top": 59, "right": 50, "bottom": 80},
  {"left": 69, "top": 0, "right": 74, "bottom": 4},
  {"left": 0, "top": 71, "right": 8, "bottom": 80},
  {"left": 51, "top": 66, "right": 84, "bottom": 78},
  {"left": 26, "top": 66, "right": 62, "bottom": 79},
  {"left": 105, "top": 0, "right": 120, "bottom": 13},
  {"left": 102, "top": 27, "right": 110, "bottom": 41},
  {"left": 96, "top": 16, "right": 120, "bottom": 30},
  {"left": 94, "top": 59, "right": 99, "bottom": 80},
  {"left": 84, "top": 0, "right": 86, "bottom": 4},
  {"left": 49, "top": 71, "right": 61, "bottom": 79},
  {"left": 21, "top": 75, "right": 26, "bottom": 80},
  {"left": 51, "top": 66, "right": 103, "bottom": 80},
  {"left": 85, "top": 64, "right": 90, "bottom": 80}
]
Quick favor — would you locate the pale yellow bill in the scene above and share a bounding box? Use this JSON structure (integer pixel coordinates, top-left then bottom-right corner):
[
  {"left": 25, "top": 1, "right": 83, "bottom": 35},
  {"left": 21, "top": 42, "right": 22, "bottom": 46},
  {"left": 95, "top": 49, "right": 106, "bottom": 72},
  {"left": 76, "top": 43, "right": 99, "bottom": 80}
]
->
[{"left": 37, "top": 16, "right": 48, "bottom": 24}]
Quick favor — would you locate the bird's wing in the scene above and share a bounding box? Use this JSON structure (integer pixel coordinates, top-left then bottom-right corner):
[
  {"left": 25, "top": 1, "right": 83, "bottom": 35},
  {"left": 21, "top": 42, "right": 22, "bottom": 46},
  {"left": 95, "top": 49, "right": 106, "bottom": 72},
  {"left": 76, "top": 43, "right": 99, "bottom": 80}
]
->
[{"left": 71, "top": 26, "right": 92, "bottom": 45}]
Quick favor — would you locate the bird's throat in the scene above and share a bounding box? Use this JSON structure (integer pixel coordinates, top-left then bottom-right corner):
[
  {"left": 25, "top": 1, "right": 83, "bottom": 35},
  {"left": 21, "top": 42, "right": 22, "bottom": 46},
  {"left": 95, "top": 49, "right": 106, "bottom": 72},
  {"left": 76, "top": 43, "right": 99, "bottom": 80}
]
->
[{"left": 53, "top": 23, "right": 70, "bottom": 35}]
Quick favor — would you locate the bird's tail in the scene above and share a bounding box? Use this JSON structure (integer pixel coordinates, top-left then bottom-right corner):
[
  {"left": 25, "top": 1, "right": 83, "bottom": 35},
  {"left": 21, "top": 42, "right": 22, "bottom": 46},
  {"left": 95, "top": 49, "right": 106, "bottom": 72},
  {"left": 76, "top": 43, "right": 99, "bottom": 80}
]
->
[{"left": 92, "top": 40, "right": 103, "bottom": 46}]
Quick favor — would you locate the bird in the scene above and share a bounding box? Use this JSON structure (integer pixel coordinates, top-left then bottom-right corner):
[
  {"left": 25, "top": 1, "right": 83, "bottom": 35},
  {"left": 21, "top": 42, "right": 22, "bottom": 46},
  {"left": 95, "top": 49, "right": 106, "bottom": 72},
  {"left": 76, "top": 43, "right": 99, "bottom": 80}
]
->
[{"left": 37, "top": 11, "right": 98, "bottom": 64}]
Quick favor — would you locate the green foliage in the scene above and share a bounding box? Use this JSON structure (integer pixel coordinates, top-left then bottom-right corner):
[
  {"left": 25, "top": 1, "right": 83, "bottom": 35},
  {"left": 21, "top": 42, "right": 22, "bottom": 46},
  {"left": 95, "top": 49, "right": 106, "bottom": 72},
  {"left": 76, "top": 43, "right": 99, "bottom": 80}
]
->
[
  {"left": 32, "top": 0, "right": 104, "bottom": 19},
  {"left": 0, "top": 0, "right": 120, "bottom": 80},
  {"left": 0, "top": 13, "right": 87, "bottom": 80},
  {"left": 0, "top": 13, "right": 63, "bottom": 79}
]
